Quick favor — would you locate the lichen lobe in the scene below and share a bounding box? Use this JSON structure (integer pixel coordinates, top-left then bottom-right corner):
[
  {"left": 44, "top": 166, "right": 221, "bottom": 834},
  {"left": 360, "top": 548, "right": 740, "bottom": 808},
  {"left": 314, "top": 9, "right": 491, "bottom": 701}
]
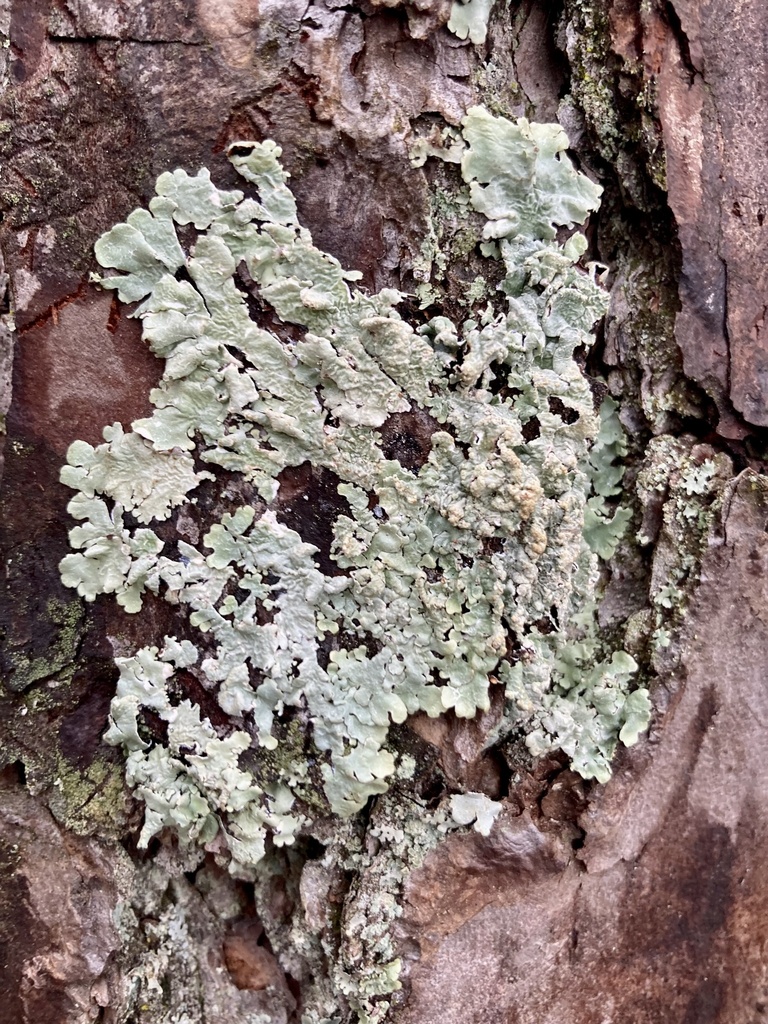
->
[{"left": 58, "top": 108, "right": 649, "bottom": 879}]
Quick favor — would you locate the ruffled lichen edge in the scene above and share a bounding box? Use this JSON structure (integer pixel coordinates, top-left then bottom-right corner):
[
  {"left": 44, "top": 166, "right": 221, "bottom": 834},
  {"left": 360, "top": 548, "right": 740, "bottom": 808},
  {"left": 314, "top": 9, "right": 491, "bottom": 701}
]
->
[{"left": 58, "top": 107, "right": 650, "bottom": 884}]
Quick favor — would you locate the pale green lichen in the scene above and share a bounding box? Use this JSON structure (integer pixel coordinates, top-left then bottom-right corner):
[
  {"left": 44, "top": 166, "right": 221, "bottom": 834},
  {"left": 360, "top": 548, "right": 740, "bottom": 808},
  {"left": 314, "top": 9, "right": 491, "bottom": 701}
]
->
[
  {"left": 447, "top": 0, "right": 496, "bottom": 45},
  {"left": 409, "top": 125, "right": 465, "bottom": 169},
  {"left": 449, "top": 791, "right": 502, "bottom": 835},
  {"left": 583, "top": 395, "right": 632, "bottom": 560},
  {"left": 59, "top": 108, "right": 650, "bottom": 873},
  {"left": 501, "top": 607, "right": 647, "bottom": 783},
  {"left": 636, "top": 437, "right": 732, "bottom": 667},
  {"left": 324, "top": 793, "right": 451, "bottom": 1024}
]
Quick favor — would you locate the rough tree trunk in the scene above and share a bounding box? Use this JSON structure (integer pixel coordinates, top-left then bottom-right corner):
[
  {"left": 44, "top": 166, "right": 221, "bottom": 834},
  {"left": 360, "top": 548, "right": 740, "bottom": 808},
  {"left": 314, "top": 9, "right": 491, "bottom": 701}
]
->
[{"left": 2, "top": 2, "right": 768, "bottom": 1022}]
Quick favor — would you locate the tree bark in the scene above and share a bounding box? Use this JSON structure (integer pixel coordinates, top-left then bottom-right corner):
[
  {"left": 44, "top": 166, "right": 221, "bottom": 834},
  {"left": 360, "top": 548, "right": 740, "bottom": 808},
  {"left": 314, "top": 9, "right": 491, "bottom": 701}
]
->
[{"left": 2, "top": 2, "right": 768, "bottom": 1022}]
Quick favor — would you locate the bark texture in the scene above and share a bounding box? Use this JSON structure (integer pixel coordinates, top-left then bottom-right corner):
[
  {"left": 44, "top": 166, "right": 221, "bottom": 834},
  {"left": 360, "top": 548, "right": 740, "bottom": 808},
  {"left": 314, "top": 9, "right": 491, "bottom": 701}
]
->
[{"left": 2, "top": 1, "right": 768, "bottom": 1022}]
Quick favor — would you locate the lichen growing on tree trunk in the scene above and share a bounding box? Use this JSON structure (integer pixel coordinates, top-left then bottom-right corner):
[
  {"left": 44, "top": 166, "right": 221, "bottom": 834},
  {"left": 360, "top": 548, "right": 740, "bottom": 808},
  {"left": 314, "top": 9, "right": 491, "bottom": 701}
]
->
[{"left": 3, "top": 2, "right": 768, "bottom": 1022}]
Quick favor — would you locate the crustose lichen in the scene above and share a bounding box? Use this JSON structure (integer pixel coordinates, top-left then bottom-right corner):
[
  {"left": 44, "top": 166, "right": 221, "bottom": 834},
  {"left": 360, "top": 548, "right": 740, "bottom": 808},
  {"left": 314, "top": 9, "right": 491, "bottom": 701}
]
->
[{"left": 58, "top": 107, "right": 650, "bottom": 872}]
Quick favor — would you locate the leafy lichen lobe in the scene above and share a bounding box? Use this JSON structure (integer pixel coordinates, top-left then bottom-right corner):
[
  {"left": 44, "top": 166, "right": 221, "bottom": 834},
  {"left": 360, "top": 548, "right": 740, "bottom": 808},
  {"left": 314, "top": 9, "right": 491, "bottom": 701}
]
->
[{"left": 58, "top": 107, "right": 649, "bottom": 874}]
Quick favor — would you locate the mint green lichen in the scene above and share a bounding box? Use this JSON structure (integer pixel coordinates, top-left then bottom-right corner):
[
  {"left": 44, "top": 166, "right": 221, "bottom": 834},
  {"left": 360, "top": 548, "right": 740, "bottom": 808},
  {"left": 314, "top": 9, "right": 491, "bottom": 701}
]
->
[
  {"left": 583, "top": 395, "right": 632, "bottom": 560},
  {"left": 448, "top": 0, "right": 496, "bottom": 45},
  {"left": 637, "top": 437, "right": 732, "bottom": 668},
  {"left": 449, "top": 791, "right": 502, "bottom": 835},
  {"left": 502, "top": 622, "right": 647, "bottom": 783},
  {"left": 59, "top": 108, "right": 649, "bottom": 873},
  {"left": 324, "top": 792, "right": 451, "bottom": 1024}
]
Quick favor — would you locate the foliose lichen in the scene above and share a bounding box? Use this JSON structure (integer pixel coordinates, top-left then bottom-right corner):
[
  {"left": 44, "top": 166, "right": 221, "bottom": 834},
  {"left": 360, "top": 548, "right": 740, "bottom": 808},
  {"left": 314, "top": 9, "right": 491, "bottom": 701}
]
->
[
  {"left": 58, "top": 106, "right": 650, "bottom": 874},
  {"left": 449, "top": 790, "right": 502, "bottom": 835},
  {"left": 635, "top": 435, "right": 732, "bottom": 664},
  {"left": 447, "top": 0, "right": 496, "bottom": 45}
]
